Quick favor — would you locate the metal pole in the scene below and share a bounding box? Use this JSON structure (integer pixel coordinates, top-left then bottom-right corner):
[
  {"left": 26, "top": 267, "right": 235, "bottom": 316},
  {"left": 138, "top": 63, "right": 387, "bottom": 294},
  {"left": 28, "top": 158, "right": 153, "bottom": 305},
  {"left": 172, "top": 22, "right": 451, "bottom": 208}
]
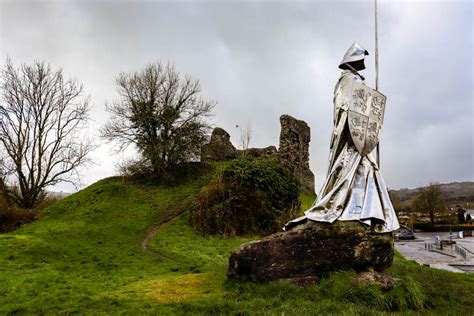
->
[
  {"left": 375, "top": 0, "right": 380, "bottom": 166},
  {"left": 375, "top": 0, "right": 379, "bottom": 91}
]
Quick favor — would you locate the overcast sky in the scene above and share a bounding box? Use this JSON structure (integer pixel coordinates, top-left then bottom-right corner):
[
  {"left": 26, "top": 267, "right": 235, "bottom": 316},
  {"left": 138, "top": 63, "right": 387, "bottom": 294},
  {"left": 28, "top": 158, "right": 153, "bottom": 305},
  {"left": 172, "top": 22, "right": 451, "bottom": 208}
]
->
[{"left": 0, "top": 0, "right": 473, "bottom": 193}]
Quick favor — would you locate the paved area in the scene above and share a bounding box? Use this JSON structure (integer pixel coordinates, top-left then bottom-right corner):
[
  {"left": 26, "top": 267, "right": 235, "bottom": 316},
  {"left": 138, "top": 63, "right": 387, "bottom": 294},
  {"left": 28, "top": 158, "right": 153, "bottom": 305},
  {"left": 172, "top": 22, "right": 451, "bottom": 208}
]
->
[{"left": 395, "top": 232, "right": 474, "bottom": 273}]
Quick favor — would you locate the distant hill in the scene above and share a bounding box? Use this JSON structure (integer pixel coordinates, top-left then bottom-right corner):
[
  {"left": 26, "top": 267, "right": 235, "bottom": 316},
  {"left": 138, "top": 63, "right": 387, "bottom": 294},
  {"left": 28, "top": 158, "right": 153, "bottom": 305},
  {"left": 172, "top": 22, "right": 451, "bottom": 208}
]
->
[
  {"left": 46, "top": 191, "right": 71, "bottom": 199},
  {"left": 390, "top": 182, "right": 474, "bottom": 205}
]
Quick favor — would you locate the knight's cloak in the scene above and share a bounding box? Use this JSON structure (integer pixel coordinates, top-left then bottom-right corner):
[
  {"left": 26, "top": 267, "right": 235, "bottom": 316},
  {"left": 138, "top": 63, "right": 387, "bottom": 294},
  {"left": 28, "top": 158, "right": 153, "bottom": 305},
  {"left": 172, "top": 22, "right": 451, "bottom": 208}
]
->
[{"left": 286, "top": 70, "right": 399, "bottom": 233}]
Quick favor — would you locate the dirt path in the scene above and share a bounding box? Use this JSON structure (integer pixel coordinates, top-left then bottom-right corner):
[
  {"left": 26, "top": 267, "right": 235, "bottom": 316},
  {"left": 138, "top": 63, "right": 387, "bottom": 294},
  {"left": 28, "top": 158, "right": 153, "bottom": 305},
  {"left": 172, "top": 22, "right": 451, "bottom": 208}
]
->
[{"left": 140, "top": 204, "right": 187, "bottom": 260}]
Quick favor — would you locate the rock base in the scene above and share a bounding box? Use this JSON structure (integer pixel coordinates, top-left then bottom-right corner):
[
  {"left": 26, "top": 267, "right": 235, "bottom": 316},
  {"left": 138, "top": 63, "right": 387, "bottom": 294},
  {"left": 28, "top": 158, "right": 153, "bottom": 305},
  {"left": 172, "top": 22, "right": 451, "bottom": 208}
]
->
[{"left": 227, "top": 220, "right": 394, "bottom": 283}]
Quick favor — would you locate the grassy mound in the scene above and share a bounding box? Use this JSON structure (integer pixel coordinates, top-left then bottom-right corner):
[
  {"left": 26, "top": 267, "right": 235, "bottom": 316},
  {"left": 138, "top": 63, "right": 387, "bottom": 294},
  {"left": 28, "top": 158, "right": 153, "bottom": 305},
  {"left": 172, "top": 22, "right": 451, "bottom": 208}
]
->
[{"left": 0, "top": 166, "right": 472, "bottom": 314}]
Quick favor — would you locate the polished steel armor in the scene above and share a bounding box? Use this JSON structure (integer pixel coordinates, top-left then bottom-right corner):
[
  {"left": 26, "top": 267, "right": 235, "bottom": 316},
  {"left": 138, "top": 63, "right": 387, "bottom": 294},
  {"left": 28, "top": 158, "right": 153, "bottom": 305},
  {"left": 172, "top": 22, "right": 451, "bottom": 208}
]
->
[
  {"left": 339, "top": 42, "right": 369, "bottom": 69},
  {"left": 285, "top": 50, "right": 399, "bottom": 233}
]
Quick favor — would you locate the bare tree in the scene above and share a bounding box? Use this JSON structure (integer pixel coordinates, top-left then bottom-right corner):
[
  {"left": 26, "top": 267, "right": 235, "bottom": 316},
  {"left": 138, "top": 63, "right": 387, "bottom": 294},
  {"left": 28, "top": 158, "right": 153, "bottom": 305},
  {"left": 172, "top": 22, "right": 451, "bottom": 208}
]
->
[
  {"left": 102, "top": 62, "right": 215, "bottom": 178},
  {"left": 412, "top": 182, "right": 446, "bottom": 225},
  {"left": 237, "top": 120, "right": 252, "bottom": 157},
  {"left": 388, "top": 191, "right": 403, "bottom": 214},
  {"left": 0, "top": 60, "right": 93, "bottom": 208}
]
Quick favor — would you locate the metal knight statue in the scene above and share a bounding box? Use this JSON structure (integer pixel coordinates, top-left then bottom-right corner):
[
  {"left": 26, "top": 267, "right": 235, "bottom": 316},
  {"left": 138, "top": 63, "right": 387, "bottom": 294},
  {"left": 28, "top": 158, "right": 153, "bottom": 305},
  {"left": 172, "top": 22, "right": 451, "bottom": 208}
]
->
[{"left": 285, "top": 42, "right": 399, "bottom": 233}]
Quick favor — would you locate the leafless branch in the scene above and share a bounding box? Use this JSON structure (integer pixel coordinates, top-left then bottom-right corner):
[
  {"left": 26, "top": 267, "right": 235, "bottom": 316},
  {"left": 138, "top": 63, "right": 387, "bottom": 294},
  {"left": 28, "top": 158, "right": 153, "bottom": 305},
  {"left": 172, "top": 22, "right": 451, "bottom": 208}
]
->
[{"left": 0, "top": 59, "right": 94, "bottom": 208}]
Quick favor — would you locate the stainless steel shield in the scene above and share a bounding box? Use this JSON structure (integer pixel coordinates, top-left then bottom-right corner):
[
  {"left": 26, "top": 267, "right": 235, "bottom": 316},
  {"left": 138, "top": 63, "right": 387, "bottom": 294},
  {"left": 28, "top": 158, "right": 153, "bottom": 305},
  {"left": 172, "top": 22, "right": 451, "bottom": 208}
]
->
[{"left": 347, "top": 81, "right": 386, "bottom": 156}]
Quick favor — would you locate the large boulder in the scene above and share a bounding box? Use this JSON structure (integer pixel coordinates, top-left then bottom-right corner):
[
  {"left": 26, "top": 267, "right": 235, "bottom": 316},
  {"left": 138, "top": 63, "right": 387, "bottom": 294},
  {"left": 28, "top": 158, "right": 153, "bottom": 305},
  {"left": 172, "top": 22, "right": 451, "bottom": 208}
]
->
[{"left": 227, "top": 220, "right": 394, "bottom": 285}]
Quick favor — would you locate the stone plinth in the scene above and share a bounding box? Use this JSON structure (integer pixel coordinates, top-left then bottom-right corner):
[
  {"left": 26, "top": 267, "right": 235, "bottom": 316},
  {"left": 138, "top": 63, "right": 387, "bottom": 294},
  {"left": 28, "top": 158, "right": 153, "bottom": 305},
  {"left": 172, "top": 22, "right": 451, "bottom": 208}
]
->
[{"left": 227, "top": 220, "right": 394, "bottom": 285}]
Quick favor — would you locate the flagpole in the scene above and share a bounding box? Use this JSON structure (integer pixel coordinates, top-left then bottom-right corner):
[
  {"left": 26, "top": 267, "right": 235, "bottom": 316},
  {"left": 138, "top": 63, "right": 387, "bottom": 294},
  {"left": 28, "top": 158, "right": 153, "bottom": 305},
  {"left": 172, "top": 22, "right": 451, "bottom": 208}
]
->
[
  {"left": 375, "top": 0, "right": 379, "bottom": 91},
  {"left": 375, "top": 0, "right": 381, "bottom": 167}
]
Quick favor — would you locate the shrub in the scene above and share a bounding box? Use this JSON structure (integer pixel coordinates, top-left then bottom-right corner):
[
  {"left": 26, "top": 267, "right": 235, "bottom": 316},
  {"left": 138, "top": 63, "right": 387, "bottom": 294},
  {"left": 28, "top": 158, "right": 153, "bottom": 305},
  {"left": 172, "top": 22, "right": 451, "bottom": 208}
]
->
[
  {"left": 0, "top": 186, "right": 55, "bottom": 233},
  {"left": 189, "top": 157, "right": 301, "bottom": 236},
  {"left": 413, "top": 222, "right": 473, "bottom": 232},
  {"left": 0, "top": 195, "right": 38, "bottom": 232}
]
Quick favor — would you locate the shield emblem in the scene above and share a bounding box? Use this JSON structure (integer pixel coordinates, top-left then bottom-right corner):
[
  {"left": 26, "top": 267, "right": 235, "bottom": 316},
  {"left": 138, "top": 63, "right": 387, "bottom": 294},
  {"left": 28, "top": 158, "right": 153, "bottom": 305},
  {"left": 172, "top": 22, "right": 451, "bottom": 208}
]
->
[{"left": 347, "top": 81, "right": 386, "bottom": 156}]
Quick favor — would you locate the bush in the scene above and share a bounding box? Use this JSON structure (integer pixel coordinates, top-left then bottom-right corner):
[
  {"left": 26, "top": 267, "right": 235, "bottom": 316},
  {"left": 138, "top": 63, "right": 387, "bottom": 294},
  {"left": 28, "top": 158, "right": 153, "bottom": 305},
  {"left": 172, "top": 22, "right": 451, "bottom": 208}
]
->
[
  {"left": 413, "top": 222, "right": 474, "bottom": 232},
  {"left": 189, "top": 157, "right": 301, "bottom": 236},
  {"left": 0, "top": 195, "right": 37, "bottom": 232},
  {"left": 0, "top": 188, "right": 55, "bottom": 233}
]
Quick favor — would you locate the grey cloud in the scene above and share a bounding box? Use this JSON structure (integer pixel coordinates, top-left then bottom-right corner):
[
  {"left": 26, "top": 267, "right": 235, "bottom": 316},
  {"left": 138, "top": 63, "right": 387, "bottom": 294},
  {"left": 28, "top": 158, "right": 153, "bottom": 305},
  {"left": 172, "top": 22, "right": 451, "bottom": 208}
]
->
[{"left": 0, "top": 0, "right": 472, "bottom": 193}]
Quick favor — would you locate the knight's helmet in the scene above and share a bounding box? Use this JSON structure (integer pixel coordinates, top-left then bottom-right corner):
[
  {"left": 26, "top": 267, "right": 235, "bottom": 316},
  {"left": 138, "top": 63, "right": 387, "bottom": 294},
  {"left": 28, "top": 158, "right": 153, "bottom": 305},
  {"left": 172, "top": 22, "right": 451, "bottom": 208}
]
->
[{"left": 339, "top": 42, "right": 369, "bottom": 71}]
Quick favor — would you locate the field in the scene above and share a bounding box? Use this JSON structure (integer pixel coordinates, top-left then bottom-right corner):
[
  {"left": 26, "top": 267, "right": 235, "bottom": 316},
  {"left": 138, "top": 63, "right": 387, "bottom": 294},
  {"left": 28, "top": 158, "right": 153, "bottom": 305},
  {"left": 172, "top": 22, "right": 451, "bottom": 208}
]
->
[{"left": 0, "top": 166, "right": 473, "bottom": 315}]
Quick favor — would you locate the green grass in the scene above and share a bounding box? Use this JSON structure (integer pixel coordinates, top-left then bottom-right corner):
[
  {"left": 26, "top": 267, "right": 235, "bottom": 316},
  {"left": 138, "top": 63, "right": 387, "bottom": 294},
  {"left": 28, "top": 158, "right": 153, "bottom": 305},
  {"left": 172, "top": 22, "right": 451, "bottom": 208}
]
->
[
  {"left": 299, "top": 193, "right": 317, "bottom": 211},
  {"left": 0, "top": 166, "right": 473, "bottom": 315}
]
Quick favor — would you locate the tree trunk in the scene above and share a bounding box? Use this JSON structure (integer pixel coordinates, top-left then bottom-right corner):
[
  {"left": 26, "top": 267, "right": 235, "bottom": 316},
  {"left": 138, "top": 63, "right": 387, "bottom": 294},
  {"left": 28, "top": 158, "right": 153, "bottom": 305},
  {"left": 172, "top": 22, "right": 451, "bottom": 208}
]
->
[{"left": 429, "top": 210, "right": 435, "bottom": 225}]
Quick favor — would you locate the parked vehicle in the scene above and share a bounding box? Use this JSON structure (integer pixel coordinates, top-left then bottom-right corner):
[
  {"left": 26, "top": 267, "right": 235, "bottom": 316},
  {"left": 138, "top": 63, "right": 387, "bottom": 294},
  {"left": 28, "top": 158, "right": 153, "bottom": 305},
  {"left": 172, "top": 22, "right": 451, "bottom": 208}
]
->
[{"left": 395, "top": 225, "right": 415, "bottom": 240}]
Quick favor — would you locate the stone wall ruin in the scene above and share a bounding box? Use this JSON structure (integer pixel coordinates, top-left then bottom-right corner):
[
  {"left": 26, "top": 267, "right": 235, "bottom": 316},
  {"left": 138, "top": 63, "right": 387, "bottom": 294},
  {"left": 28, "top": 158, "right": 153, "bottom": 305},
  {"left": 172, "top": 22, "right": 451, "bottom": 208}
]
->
[
  {"left": 200, "top": 114, "right": 315, "bottom": 194},
  {"left": 277, "top": 115, "right": 315, "bottom": 194}
]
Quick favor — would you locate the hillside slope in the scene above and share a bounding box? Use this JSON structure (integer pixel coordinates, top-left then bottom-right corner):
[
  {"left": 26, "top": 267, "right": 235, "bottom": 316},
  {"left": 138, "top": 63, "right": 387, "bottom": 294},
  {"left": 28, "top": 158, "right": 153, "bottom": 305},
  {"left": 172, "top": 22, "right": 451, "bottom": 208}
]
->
[
  {"left": 390, "top": 182, "right": 474, "bottom": 204},
  {"left": 0, "top": 168, "right": 472, "bottom": 315}
]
